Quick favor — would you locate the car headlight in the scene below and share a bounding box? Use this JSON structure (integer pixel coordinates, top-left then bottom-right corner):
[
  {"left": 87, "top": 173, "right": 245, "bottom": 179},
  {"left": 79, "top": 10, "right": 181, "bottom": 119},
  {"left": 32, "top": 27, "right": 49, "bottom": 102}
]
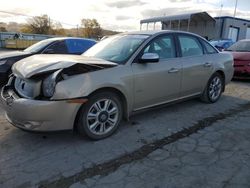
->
[
  {"left": 0, "top": 59, "right": 7, "bottom": 66},
  {"left": 42, "top": 70, "right": 62, "bottom": 98}
]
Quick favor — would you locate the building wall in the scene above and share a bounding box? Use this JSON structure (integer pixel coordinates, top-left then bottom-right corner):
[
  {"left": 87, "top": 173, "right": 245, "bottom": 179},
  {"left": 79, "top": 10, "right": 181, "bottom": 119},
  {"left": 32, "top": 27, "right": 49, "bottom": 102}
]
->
[
  {"left": 140, "top": 14, "right": 250, "bottom": 42},
  {"left": 223, "top": 18, "right": 250, "bottom": 40},
  {"left": 161, "top": 21, "right": 216, "bottom": 40},
  {"left": 214, "top": 17, "right": 250, "bottom": 41}
]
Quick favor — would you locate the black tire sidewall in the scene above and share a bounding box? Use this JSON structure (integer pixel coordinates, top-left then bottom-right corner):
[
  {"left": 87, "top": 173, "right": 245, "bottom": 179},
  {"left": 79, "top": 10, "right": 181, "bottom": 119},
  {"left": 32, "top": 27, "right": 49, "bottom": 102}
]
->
[{"left": 77, "top": 92, "right": 122, "bottom": 140}]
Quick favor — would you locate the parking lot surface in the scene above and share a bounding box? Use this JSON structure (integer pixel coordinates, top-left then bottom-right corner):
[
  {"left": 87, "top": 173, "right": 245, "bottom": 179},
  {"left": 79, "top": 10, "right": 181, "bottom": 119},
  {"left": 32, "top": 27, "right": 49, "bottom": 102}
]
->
[{"left": 0, "top": 80, "right": 250, "bottom": 188}]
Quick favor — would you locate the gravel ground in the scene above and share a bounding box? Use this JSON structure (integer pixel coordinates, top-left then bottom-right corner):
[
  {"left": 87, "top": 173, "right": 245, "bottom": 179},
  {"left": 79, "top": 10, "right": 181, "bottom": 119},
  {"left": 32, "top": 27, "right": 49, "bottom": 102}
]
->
[{"left": 0, "top": 80, "right": 250, "bottom": 188}]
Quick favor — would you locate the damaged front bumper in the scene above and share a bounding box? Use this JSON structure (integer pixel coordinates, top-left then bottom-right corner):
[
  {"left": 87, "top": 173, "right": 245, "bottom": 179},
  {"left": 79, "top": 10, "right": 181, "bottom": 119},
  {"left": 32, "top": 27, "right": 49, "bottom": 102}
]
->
[{"left": 0, "top": 80, "right": 82, "bottom": 131}]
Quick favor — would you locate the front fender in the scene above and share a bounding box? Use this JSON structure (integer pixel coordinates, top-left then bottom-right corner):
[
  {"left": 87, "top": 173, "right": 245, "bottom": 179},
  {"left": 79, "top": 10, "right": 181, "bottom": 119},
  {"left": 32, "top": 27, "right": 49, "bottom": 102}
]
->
[{"left": 52, "top": 65, "right": 134, "bottom": 114}]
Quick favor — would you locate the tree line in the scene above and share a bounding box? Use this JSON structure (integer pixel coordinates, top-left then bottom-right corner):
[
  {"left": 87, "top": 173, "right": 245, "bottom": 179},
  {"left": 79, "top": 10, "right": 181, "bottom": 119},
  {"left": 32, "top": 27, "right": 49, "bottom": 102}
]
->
[{"left": 1, "top": 14, "right": 104, "bottom": 39}]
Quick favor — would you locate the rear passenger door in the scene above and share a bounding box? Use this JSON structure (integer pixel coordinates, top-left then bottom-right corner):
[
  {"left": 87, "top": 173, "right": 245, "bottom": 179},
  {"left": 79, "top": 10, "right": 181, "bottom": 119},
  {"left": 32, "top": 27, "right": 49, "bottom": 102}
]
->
[{"left": 177, "top": 34, "right": 213, "bottom": 97}]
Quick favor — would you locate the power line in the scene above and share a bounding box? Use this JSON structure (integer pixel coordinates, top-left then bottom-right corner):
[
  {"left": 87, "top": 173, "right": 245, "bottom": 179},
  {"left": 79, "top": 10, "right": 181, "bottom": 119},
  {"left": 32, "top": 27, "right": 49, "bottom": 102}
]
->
[{"left": 0, "top": 10, "right": 33, "bottom": 17}]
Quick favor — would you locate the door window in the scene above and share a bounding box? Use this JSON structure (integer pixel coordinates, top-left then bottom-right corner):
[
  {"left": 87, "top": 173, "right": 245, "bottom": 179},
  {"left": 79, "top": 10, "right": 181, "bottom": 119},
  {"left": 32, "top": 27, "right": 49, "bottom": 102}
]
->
[
  {"left": 143, "top": 35, "right": 176, "bottom": 59},
  {"left": 45, "top": 41, "right": 67, "bottom": 54},
  {"left": 178, "top": 35, "right": 203, "bottom": 57},
  {"left": 200, "top": 40, "right": 218, "bottom": 54}
]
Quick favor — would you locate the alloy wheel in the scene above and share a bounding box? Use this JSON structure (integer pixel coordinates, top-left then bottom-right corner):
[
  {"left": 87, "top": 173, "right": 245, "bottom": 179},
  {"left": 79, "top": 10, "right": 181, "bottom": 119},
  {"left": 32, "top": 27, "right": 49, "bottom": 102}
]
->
[{"left": 86, "top": 99, "right": 119, "bottom": 135}]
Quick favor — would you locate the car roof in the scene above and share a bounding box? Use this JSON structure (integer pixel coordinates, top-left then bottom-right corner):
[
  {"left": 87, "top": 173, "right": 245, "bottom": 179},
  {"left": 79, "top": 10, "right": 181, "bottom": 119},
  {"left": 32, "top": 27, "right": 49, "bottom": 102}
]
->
[
  {"left": 120, "top": 30, "right": 205, "bottom": 39},
  {"left": 238, "top": 39, "right": 250, "bottom": 42},
  {"left": 43, "top": 37, "right": 96, "bottom": 42}
]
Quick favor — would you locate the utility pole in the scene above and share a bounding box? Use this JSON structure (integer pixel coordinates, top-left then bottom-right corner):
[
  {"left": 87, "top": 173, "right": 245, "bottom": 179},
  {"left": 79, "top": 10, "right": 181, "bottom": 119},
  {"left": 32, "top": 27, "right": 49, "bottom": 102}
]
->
[
  {"left": 229, "top": 0, "right": 238, "bottom": 41},
  {"left": 218, "top": 3, "right": 223, "bottom": 39},
  {"left": 76, "top": 24, "right": 79, "bottom": 37},
  {"left": 233, "top": 0, "right": 238, "bottom": 18},
  {"left": 48, "top": 16, "right": 51, "bottom": 35}
]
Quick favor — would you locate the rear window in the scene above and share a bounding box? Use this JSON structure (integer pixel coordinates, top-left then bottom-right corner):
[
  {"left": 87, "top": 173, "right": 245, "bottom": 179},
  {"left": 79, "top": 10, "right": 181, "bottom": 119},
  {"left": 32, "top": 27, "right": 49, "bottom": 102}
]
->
[
  {"left": 201, "top": 40, "right": 218, "bottom": 54},
  {"left": 178, "top": 35, "right": 203, "bottom": 57},
  {"left": 227, "top": 40, "right": 250, "bottom": 52},
  {"left": 66, "top": 39, "right": 96, "bottom": 54}
]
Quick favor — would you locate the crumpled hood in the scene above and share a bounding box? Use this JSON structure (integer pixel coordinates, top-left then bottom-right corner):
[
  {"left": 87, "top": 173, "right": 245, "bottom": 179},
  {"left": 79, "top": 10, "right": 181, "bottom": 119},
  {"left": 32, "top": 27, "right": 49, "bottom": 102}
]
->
[
  {"left": 0, "top": 50, "right": 31, "bottom": 59},
  {"left": 12, "top": 54, "right": 117, "bottom": 78}
]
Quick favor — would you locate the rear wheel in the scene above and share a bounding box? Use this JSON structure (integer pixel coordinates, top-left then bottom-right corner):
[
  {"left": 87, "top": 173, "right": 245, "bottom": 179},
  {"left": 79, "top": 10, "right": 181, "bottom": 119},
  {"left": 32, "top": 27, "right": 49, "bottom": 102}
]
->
[
  {"left": 201, "top": 73, "right": 224, "bottom": 103},
  {"left": 77, "top": 92, "right": 122, "bottom": 140}
]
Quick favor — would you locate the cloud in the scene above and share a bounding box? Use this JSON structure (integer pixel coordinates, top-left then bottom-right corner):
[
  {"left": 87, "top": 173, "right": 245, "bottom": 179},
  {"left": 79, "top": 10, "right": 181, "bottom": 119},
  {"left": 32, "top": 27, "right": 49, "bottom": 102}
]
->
[
  {"left": 1, "top": 0, "right": 250, "bottom": 32},
  {"left": 141, "top": 7, "right": 194, "bottom": 18},
  {"left": 168, "top": 0, "right": 191, "bottom": 2},
  {"left": 0, "top": 8, "right": 32, "bottom": 19},
  {"left": 106, "top": 0, "right": 147, "bottom": 8},
  {"left": 116, "top": 15, "right": 133, "bottom": 21},
  {"left": 104, "top": 22, "right": 138, "bottom": 31}
]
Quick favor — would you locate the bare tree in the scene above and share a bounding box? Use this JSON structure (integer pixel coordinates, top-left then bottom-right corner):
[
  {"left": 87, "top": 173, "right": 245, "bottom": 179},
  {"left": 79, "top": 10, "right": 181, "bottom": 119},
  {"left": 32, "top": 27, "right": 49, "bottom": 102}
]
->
[
  {"left": 0, "top": 27, "right": 7, "bottom": 32},
  {"left": 50, "top": 22, "right": 66, "bottom": 36},
  {"left": 21, "top": 15, "right": 52, "bottom": 34},
  {"left": 81, "top": 18, "right": 102, "bottom": 39}
]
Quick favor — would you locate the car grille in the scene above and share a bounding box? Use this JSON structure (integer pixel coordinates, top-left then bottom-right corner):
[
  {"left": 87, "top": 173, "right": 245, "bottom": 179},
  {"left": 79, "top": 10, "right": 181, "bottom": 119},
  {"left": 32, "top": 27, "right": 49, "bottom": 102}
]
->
[{"left": 14, "top": 77, "right": 42, "bottom": 99}]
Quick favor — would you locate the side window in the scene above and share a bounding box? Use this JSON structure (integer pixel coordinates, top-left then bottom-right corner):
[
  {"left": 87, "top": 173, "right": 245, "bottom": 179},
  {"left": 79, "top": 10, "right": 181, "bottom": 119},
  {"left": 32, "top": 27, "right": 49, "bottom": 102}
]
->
[
  {"left": 46, "top": 41, "right": 67, "bottom": 54},
  {"left": 201, "top": 40, "right": 218, "bottom": 54},
  {"left": 178, "top": 35, "right": 203, "bottom": 57},
  {"left": 66, "top": 39, "right": 95, "bottom": 54},
  {"left": 143, "top": 35, "right": 176, "bottom": 59}
]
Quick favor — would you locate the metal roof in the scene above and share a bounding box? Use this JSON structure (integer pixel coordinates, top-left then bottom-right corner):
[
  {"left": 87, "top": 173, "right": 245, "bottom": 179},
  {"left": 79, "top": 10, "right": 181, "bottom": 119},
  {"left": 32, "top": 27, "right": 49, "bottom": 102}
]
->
[
  {"left": 214, "top": 16, "right": 250, "bottom": 23},
  {"left": 140, "top": 12, "right": 216, "bottom": 24}
]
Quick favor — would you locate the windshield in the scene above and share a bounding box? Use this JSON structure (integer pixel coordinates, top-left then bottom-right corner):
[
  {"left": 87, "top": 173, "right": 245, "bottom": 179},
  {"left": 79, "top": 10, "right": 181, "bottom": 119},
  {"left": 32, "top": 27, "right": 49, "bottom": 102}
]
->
[
  {"left": 83, "top": 34, "right": 149, "bottom": 64},
  {"left": 227, "top": 40, "right": 250, "bottom": 52},
  {"left": 24, "top": 39, "right": 54, "bottom": 53}
]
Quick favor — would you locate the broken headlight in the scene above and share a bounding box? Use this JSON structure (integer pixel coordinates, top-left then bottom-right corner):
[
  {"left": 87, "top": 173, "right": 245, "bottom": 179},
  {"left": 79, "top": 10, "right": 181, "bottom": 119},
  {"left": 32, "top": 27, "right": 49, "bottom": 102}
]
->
[{"left": 42, "top": 70, "right": 62, "bottom": 98}]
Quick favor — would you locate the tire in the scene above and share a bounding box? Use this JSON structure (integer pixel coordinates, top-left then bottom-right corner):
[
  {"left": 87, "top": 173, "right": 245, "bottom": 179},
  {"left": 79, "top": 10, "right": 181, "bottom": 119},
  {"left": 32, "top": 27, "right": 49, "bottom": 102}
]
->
[
  {"left": 77, "top": 91, "right": 123, "bottom": 140},
  {"left": 200, "top": 72, "right": 224, "bottom": 103}
]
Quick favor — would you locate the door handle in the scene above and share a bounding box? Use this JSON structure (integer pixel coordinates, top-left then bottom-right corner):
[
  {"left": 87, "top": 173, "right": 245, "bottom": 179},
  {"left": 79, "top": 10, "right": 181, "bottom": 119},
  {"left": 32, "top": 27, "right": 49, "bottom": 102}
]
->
[
  {"left": 168, "top": 68, "right": 179, "bottom": 73},
  {"left": 204, "top": 62, "right": 212, "bottom": 67}
]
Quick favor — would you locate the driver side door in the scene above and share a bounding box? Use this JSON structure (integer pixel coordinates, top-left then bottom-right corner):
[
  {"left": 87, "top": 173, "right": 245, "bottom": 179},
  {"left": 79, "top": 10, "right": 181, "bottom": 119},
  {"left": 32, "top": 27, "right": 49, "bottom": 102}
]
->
[{"left": 131, "top": 34, "right": 182, "bottom": 110}]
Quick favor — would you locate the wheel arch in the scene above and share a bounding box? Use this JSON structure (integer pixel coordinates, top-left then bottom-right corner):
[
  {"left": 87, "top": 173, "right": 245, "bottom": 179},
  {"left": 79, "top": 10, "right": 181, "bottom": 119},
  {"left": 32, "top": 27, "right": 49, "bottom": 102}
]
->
[
  {"left": 214, "top": 70, "right": 225, "bottom": 91},
  {"left": 73, "top": 87, "right": 129, "bottom": 131}
]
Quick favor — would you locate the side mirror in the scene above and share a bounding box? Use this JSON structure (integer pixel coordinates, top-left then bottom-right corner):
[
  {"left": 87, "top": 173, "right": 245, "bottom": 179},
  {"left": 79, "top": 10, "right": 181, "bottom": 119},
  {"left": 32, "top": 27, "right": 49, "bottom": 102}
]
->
[
  {"left": 139, "top": 53, "right": 159, "bottom": 63},
  {"left": 43, "top": 48, "right": 55, "bottom": 54}
]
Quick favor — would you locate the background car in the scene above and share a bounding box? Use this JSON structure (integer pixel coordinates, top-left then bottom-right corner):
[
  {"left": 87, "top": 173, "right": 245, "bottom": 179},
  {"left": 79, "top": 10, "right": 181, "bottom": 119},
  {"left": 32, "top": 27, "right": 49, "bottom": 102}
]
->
[
  {"left": 1, "top": 31, "right": 234, "bottom": 140},
  {"left": 0, "top": 37, "right": 96, "bottom": 84},
  {"left": 225, "top": 39, "right": 250, "bottom": 77},
  {"left": 210, "top": 39, "right": 234, "bottom": 51}
]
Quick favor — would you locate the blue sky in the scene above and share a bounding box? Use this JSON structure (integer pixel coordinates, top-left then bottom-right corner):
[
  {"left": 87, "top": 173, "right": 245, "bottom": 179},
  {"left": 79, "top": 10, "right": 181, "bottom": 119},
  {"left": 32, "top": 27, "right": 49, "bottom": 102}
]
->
[{"left": 0, "top": 0, "right": 249, "bottom": 31}]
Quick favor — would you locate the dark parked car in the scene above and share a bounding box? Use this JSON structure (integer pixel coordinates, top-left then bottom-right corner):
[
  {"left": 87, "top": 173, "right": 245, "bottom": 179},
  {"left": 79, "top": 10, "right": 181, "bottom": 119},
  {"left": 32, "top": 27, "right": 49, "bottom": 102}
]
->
[
  {"left": 0, "top": 37, "right": 96, "bottom": 83},
  {"left": 225, "top": 39, "right": 250, "bottom": 77},
  {"left": 210, "top": 39, "right": 234, "bottom": 51}
]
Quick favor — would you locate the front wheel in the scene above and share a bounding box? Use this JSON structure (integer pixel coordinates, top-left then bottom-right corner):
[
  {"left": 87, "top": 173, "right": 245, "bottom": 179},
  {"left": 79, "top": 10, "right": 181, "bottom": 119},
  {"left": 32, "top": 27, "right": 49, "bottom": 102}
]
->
[
  {"left": 77, "top": 92, "right": 123, "bottom": 140},
  {"left": 201, "top": 73, "right": 224, "bottom": 103}
]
